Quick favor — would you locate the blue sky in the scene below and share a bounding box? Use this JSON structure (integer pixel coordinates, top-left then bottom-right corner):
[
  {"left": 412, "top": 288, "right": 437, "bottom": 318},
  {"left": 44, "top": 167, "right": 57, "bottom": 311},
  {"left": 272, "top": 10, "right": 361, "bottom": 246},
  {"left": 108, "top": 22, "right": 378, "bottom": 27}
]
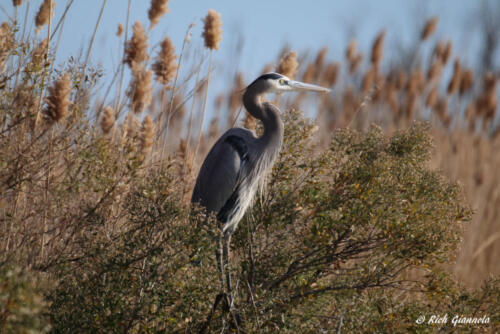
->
[{"left": 1, "top": 0, "right": 496, "bottom": 120}]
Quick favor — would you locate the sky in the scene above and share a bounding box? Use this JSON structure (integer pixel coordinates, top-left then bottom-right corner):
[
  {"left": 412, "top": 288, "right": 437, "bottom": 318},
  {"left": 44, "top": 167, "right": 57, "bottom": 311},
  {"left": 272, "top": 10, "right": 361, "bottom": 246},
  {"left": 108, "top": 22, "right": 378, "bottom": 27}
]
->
[{"left": 1, "top": 0, "right": 497, "bottom": 121}]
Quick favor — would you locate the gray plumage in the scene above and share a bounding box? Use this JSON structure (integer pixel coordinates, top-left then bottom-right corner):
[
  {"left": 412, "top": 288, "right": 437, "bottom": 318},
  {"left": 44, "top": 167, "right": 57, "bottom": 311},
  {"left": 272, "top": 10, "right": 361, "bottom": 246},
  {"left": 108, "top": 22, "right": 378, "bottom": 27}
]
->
[{"left": 191, "top": 72, "right": 329, "bottom": 307}]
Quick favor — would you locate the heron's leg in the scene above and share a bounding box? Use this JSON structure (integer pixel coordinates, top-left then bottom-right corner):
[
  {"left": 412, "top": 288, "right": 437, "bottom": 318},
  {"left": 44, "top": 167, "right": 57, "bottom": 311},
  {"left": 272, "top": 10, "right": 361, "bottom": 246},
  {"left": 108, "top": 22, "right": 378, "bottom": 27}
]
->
[
  {"left": 223, "top": 231, "right": 233, "bottom": 308},
  {"left": 216, "top": 232, "right": 225, "bottom": 291}
]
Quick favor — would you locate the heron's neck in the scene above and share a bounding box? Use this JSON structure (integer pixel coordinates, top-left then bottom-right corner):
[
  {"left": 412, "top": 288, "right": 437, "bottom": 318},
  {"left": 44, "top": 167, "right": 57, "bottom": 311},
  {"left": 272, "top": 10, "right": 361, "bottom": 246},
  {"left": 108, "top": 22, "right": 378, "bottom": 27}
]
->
[{"left": 243, "top": 88, "right": 283, "bottom": 148}]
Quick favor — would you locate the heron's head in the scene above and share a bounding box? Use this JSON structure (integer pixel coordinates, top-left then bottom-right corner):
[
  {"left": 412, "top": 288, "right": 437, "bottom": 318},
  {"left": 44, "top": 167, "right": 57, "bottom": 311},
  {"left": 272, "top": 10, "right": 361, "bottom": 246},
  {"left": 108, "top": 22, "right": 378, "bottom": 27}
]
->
[{"left": 247, "top": 72, "right": 331, "bottom": 95}]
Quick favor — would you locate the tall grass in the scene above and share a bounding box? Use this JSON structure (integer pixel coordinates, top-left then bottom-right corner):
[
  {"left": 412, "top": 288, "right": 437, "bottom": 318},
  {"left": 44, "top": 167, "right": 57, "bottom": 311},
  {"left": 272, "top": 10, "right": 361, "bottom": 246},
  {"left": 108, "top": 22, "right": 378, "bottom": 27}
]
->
[{"left": 0, "top": 1, "right": 499, "bottom": 332}]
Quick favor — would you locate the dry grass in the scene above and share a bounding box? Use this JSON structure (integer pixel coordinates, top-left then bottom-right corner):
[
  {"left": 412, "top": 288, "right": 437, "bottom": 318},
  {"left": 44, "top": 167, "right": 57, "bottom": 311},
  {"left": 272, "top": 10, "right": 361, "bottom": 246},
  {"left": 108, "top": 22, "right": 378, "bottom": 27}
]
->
[{"left": 0, "top": 3, "right": 499, "bottom": 329}]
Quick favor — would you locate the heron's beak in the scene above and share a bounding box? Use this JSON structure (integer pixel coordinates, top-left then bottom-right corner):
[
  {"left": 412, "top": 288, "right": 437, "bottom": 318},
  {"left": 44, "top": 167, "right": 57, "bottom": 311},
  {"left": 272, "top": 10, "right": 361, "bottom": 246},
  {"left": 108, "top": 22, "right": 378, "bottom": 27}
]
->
[{"left": 287, "top": 80, "right": 331, "bottom": 93}]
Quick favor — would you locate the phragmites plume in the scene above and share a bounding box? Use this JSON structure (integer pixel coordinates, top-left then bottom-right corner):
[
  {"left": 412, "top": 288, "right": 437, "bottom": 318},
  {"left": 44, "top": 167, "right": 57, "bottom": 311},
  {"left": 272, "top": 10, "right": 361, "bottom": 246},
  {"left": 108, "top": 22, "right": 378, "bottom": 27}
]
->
[
  {"left": 441, "top": 41, "right": 452, "bottom": 65},
  {"left": 148, "top": 0, "right": 170, "bottom": 28},
  {"left": 321, "top": 62, "right": 340, "bottom": 87},
  {"left": 447, "top": 59, "right": 461, "bottom": 95},
  {"left": 346, "top": 40, "right": 363, "bottom": 74},
  {"left": 128, "top": 66, "right": 153, "bottom": 114},
  {"left": 0, "top": 22, "right": 14, "bottom": 70},
  {"left": 362, "top": 67, "right": 375, "bottom": 93},
  {"left": 139, "top": 115, "right": 155, "bottom": 158},
  {"left": 13, "top": 0, "right": 24, "bottom": 6},
  {"left": 426, "top": 86, "right": 438, "bottom": 108},
  {"left": 44, "top": 73, "right": 72, "bottom": 123},
  {"left": 35, "top": 0, "right": 55, "bottom": 33},
  {"left": 116, "top": 23, "right": 124, "bottom": 37},
  {"left": 346, "top": 40, "right": 357, "bottom": 61},
  {"left": 370, "top": 31, "right": 386, "bottom": 68},
  {"left": 421, "top": 17, "right": 438, "bottom": 40},
  {"left": 31, "top": 38, "right": 49, "bottom": 65},
  {"left": 152, "top": 36, "right": 177, "bottom": 86},
  {"left": 100, "top": 106, "right": 115, "bottom": 134},
  {"left": 459, "top": 69, "right": 474, "bottom": 95},
  {"left": 277, "top": 50, "right": 299, "bottom": 79},
  {"left": 202, "top": 9, "right": 223, "bottom": 50},
  {"left": 124, "top": 21, "right": 149, "bottom": 69},
  {"left": 427, "top": 58, "right": 443, "bottom": 84}
]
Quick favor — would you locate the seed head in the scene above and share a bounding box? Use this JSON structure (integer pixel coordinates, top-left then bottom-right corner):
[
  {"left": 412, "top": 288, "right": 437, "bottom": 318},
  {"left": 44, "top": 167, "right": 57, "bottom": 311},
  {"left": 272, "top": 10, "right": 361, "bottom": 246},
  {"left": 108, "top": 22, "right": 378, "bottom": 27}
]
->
[
  {"left": 362, "top": 67, "right": 375, "bottom": 93},
  {"left": 116, "top": 23, "right": 124, "bottom": 37},
  {"left": 139, "top": 114, "right": 155, "bottom": 158},
  {"left": 346, "top": 40, "right": 357, "bottom": 62},
  {"left": 421, "top": 17, "right": 438, "bottom": 40},
  {"left": 459, "top": 69, "right": 474, "bottom": 95},
  {"left": 202, "top": 9, "right": 222, "bottom": 50},
  {"left": 427, "top": 59, "right": 443, "bottom": 84},
  {"left": 277, "top": 50, "right": 299, "bottom": 79},
  {"left": 441, "top": 41, "right": 452, "bottom": 65},
  {"left": 0, "top": 22, "right": 14, "bottom": 70},
  {"left": 124, "top": 21, "right": 149, "bottom": 69},
  {"left": 349, "top": 54, "right": 363, "bottom": 74},
  {"left": 321, "top": 62, "right": 339, "bottom": 87},
  {"left": 370, "top": 31, "right": 385, "bottom": 68},
  {"left": 447, "top": 59, "right": 461, "bottom": 95},
  {"left": 13, "top": 0, "right": 24, "bottom": 7},
  {"left": 44, "top": 73, "right": 72, "bottom": 123},
  {"left": 152, "top": 36, "right": 177, "bottom": 86},
  {"left": 128, "top": 65, "right": 153, "bottom": 114},
  {"left": 35, "top": 0, "right": 55, "bottom": 33},
  {"left": 100, "top": 106, "right": 115, "bottom": 134},
  {"left": 148, "top": 0, "right": 170, "bottom": 28},
  {"left": 426, "top": 86, "right": 438, "bottom": 108}
]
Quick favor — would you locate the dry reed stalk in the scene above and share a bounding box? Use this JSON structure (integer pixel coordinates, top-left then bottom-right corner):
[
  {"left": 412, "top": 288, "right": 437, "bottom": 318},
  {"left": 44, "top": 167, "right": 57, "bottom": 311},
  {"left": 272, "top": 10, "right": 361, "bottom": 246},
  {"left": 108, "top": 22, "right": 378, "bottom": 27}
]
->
[
  {"left": 426, "top": 86, "right": 438, "bottom": 108},
  {"left": 277, "top": 50, "right": 299, "bottom": 79},
  {"left": 421, "top": 17, "right": 438, "bottom": 40},
  {"left": 100, "top": 106, "right": 115, "bottom": 134},
  {"left": 349, "top": 54, "right": 363, "bottom": 74},
  {"left": 442, "top": 41, "right": 452, "bottom": 65},
  {"left": 202, "top": 9, "right": 222, "bottom": 50},
  {"left": 476, "top": 73, "right": 498, "bottom": 122},
  {"left": 346, "top": 40, "right": 357, "bottom": 62},
  {"left": 152, "top": 36, "right": 177, "bottom": 86},
  {"left": 128, "top": 65, "right": 153, "bottom": 114},
  {"left": 35, "top": 0, "right": 55, "bottom": 33},
  {"left": 160, "top": 23, "right": 195, "bottom": 162},
  {"left": 459, "top": 69, "right": 474, "bottom": 96},
  {"left": 427, "top": 58, "right": 443, "bottom": 84},
  {"left": 362, "top": 67, "right": 375, "bottom": 93},
  {"left": 385, "top": 85, "right": 399, "bottom": 115},
  {"left": 228, "top": 73, "right": 245, "bottom": 124},
  {"left": 44, "top": 73, "right": 71, "bottom": 123},
  {"left": 321, "top": 62, "right": 339, "bottom": 87},
  {"left": 208, "top": 117, "right": 220, "bottom": 141},
  {"left": 447, "top": 59, "right": 461, "bottom": 95},
  {"left": 148, "top": 0, "right": 170, "bottom": 28},
  {"left": 395, "top": 70, "right": 407, "bottom": 90},
  {"left": 0, "top": 22, "right": 14, "bottom": 71},
  {"left": 31, "top": 38, "right": 49, "bottom": 64},
  {"left": 114, "top": 0, "right": 131, "bottom": 116},
  {"left": 124, "top": 21, "right": 149, "bottom": 69},
  {"left": 139, "top": 114, "right": 155, "bottom": 159},
  {"left": 116, "top": 23, "right": 124, "bottom": 37},
  {"left": 194, "top": 10, "right": 222, "bottom": 166},
  {"left": 370, "top": 31, "right": 385, "bottom": 68}
]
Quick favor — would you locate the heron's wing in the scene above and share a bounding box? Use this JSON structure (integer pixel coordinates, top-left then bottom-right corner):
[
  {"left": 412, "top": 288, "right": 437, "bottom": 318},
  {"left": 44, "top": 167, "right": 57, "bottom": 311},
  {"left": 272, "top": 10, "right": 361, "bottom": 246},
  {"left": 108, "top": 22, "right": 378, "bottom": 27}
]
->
[{"left": 191, "top": 132, "right": 250, "bottom": 220}]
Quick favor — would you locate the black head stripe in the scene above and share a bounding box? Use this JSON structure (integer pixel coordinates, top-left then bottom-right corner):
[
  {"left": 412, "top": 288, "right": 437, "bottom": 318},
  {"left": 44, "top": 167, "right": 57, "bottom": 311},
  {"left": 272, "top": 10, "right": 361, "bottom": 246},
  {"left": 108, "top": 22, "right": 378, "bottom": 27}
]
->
[{"left": 258, "top": 73, "right": 284, "bottom": 81}]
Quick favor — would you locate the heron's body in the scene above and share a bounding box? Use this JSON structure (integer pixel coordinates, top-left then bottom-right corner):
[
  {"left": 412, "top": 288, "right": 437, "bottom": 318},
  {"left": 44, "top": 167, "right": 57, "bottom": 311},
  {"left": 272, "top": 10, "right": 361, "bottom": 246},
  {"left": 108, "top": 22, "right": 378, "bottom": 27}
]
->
[{"left": 191, "top": 102, "right": 283, "bottom": 234}]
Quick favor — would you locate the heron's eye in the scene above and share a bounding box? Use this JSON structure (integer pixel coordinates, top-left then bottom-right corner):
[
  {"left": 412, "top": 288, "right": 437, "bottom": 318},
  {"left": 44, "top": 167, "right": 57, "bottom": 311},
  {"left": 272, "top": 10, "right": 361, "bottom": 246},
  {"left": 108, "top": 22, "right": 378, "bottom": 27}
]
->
[{"left": 279, "top": 79, "right": 286, "bottom": 85}]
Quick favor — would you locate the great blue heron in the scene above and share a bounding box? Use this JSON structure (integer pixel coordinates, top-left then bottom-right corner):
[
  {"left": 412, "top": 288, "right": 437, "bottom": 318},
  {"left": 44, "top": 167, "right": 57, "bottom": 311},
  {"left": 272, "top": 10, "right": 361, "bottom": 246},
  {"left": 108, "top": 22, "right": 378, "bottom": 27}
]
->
[{"left": 191, "top": 72, "right": 330, "bottom": 307}]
